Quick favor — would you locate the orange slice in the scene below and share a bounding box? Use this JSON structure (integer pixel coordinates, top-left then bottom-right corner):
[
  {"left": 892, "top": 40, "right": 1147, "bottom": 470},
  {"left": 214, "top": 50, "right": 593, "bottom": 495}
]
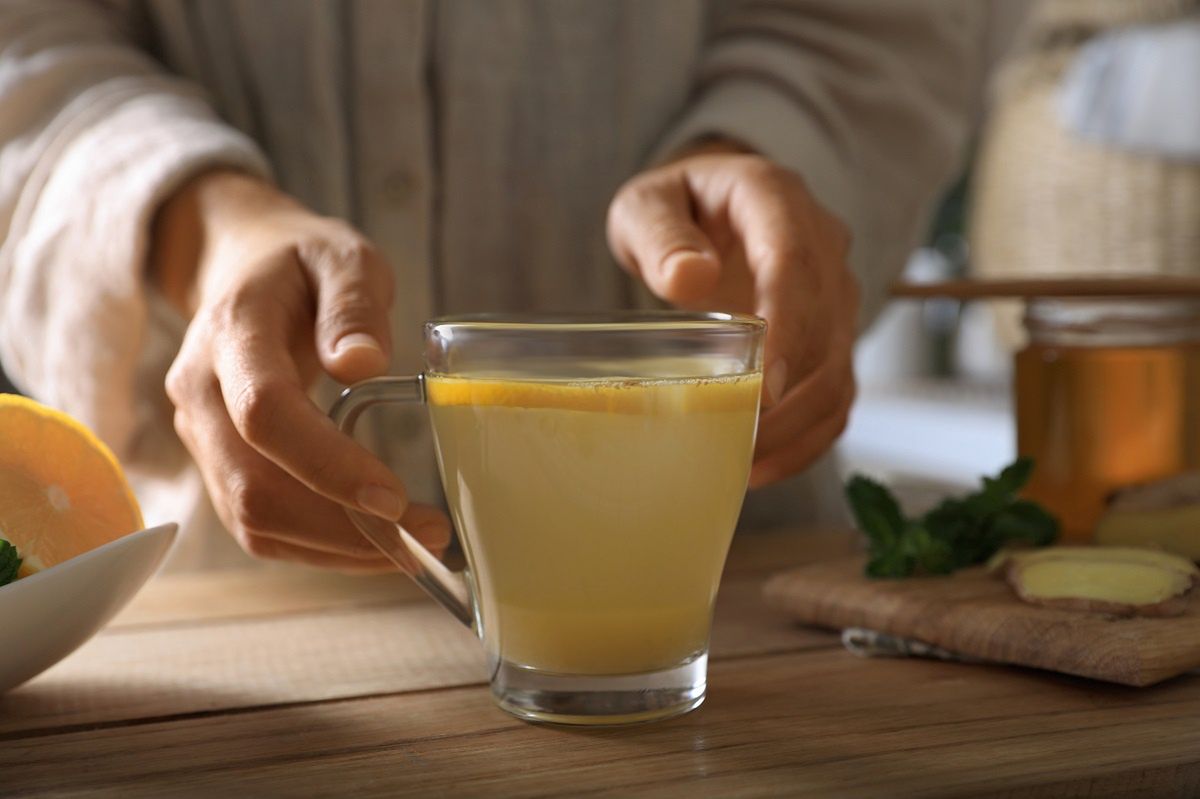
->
[
  {"left": 0, "top": 394, "right": 143, "bottom": 578},
  {"left": 425, "top": 373, "right": 762, "bottom": 414}
]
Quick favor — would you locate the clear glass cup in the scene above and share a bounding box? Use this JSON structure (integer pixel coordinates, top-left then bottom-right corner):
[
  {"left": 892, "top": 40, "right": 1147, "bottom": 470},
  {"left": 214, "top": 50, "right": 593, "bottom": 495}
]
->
[{"left": 329, "top": 312, "right": 764, "bottom": 725}]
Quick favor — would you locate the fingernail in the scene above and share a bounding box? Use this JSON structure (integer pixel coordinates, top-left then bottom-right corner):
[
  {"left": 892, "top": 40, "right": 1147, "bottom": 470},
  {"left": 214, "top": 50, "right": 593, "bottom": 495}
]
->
[
  {"left": 664, "top": 249, "right": 717, "bottom": 279},
  {"left": 766, "top": 358, "right": 787, "bottom": 406},
  {"left": 334, "top": 333, "right": 383, "bottom": 358},
  {"left": 357, "top": 485, "right": 405, "bottom": 521},
  {"left": 664, "top": 247, "right": 713, "bottom": 262}
]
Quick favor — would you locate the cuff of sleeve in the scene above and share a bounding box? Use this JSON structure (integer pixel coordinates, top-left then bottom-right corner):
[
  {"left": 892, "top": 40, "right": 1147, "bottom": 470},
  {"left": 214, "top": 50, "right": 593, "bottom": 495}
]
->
[
  {"left": 1, "top": 79, "right": 271, "bottom": 460},
  {"left": 651, "top": 79, "right": 887, "bottom": 326}
]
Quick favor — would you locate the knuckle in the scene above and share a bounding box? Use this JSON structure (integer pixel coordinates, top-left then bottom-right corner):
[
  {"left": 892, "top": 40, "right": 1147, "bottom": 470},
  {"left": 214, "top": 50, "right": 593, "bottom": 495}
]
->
[
  {"left": 307, "top": 235, "right": 395, "bottom": 321},
  {"left": 227, "top": 474, "right": 277, "bottom": 535},
  {"left": 230, "top": 380, "right": 285, "bottom": 446},
  {"left": 742, "top": 155, "right": 789, "bottom": 187},
  {"left": 340, "top": 239, "right": 381, "bottom": 274},
  {"left": 164, "top": 361, "right": 189, "bottom": 406},
  {"left": 318, "top": 292, "right": 379, "bottom": 336},
  {"left": 606, "top": 186, "right": 636, "bottom": 239},
  {"left": 648, "top": 219, "right": 704, "bottom": 253},
  {"left": 303, "top": 231, "right": 379, "bottom": 273},
  {"left": 165, "top": 339, "right": 211, "bottom": 407},
  {"left": 218, "top": 283, "right": 265, "bottom": 321},
  {"left": 754, "top": 237, "right": 805, "bottom": 272},
  {"left": 622, "top": 175, "right": 661, "bottom": 204},
  {"left": 613, "top": 172, "right": 674, "bottom": 215},
  {"left": 238, "top": 532, "right": 277, "bottom": 560},
  {"left": 610, "top": 176, "right": 639, "bottom": 209}
]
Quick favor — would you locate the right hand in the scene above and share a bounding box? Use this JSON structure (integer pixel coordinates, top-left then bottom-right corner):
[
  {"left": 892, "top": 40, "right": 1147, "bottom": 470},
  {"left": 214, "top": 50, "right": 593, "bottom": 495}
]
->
[{"left": 153, "top": 171, "right": 451, "bottom": 572}]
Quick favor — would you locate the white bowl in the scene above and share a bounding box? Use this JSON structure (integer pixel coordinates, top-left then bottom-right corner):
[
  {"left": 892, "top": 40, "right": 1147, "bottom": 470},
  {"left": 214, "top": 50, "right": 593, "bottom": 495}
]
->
[{"left": 0, "top": 524, "right": 177, "bottom": 692}]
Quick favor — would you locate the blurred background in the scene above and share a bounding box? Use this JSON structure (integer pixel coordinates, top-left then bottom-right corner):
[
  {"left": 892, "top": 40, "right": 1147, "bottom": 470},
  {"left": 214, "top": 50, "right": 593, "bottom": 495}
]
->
[{"left": 840, "top": 0, "right": 1200, "bottom": 505}]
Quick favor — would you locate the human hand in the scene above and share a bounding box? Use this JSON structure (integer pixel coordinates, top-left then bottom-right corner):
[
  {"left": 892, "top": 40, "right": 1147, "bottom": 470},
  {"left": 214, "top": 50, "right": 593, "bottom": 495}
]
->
[
  {"left": 607, "top": 147, "right": 859, "bottom": 488},
  {"left": 153, "top": 171, "right": 451, "bottom": 571}
]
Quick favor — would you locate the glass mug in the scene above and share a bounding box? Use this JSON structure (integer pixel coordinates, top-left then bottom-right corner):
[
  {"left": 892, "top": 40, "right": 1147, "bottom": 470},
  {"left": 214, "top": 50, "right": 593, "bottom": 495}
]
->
[{"left": 329, "top": 312, "right": 764, "bottom": 724}]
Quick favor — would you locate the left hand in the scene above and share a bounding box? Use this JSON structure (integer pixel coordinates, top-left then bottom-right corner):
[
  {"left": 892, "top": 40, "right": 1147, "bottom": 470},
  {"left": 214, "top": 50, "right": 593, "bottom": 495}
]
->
[{"left": 607, "top": 147, "right": 859, "bottom": 488}]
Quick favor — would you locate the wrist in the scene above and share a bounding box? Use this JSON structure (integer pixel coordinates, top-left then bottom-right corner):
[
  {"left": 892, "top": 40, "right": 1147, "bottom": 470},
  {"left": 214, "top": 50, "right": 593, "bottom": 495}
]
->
[{"left": 149, "top": 170, "right": 294, "bottom": 318}]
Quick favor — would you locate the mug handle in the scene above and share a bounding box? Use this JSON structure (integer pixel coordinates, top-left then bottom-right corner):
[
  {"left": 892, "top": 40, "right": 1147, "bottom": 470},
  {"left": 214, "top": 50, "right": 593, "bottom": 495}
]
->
[{"left": 329, "top": 375, "right": 474, "bottom": 628}]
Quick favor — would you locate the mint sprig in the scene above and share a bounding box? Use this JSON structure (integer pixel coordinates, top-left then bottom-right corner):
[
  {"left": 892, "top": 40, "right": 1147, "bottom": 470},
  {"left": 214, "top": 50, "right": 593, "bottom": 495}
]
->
[
  {"left": 847, "top": 457, "right": 1059, "bottom": 579},
  {"left": 0, "top": 539, "right": 21, "bottom": 587}
]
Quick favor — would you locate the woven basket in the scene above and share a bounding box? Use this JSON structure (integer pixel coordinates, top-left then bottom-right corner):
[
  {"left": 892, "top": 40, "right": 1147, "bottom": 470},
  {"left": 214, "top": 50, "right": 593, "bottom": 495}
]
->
[
  {"left": 1031, "top": 0, "right": 1200, "bottom": 30},
  {"left": 969, "top": 0, "right": 1200, "bottom": 343}
]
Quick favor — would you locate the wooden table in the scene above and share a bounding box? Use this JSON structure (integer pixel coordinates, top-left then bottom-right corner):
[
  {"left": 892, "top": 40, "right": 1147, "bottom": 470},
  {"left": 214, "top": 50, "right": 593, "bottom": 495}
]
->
[{"left": 2, "top": 531, "right": 1199, "bottom": 797}]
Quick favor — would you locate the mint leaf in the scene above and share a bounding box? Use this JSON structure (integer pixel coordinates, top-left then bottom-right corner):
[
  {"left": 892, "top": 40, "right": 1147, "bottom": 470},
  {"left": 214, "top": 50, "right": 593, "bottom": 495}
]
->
[
  {"left": 993, "top": 457, "right": 1034, "bottom": 496},
  {"left": 902, "top": 522, "right": 956, "bottom": 575},
  {"left": 0, "top": 539, "right": 21, "bottom": 587},
  {"left": 846, "top": 475, "right": 905, "bottom": 549},
  {"left": 847, "top": 458, "right": 1059, "bottom": 579},
  {"left": 988, "top": 500, "right": 1058, "bottom": 548}
]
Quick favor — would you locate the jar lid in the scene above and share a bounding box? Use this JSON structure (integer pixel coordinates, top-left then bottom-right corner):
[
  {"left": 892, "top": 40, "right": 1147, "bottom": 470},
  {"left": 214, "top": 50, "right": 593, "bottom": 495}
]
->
[
  {"left": 1024, "top": 297, "right": 1200, "bottom": 346},
  {"left": 890, "top": 276, "right": 1200, "bottom": 300}
]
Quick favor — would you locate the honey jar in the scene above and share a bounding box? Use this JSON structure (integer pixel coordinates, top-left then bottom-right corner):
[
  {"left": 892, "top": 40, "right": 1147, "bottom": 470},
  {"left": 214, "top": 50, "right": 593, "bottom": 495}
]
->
[{"left": 1016, "top": 298, "right": 1200, "bottom": 542}]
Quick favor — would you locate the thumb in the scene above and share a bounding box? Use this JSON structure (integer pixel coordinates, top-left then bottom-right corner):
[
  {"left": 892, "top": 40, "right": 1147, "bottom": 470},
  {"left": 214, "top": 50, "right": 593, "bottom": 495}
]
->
[
  {"left": 607, "top": 175, "right": 720, "bottom": 306},
  {"left": 303, "top": 239, "right": 395, "bottom": 384}
]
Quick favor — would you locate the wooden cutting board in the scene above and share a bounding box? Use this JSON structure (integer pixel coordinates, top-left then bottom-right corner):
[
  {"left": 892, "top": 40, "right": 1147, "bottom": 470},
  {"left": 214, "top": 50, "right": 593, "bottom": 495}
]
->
[{"left": 763, "top": 557, "right": 1200, "bottom": 687}]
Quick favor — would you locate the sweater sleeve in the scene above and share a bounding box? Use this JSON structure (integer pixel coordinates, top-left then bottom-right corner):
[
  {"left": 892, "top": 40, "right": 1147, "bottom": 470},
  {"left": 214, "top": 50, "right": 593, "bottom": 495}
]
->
[
  {"left": 655, "top": 0, "right": 985, "bottom": 326},
  {"left": 0, "top": 0, "right": 270, "bottom": 467}
]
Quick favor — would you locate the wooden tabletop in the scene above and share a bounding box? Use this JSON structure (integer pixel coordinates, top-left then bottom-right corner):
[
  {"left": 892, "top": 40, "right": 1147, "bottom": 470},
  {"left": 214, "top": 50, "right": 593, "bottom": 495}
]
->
[{"left": 2, "top": 531, "right": 1198, "bottom": 798}]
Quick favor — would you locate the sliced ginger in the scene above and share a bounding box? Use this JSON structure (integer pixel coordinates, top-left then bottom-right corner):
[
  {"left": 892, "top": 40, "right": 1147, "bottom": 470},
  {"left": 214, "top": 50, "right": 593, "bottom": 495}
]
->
[
  {"left": 1097, "top": 509, "right": 1200, "bottom": 561},
  {"left": 993, "top": 546, "right": 1196, "bottom": 617},
  {"left": 1095, "top": 473, "right": 1200, "bottom": 561},
  {"left": 0, "top": 394, "right": 143, "bottom": 578},
  {"left": 989, "top": 546, "right": 1199, "bottom": 583}
]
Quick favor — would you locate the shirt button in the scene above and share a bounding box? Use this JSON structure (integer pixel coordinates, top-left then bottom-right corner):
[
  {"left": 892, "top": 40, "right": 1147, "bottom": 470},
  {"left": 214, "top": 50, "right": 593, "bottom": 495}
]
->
[{"left": 380, "top": 170, "right": 417, "bottom": 204}]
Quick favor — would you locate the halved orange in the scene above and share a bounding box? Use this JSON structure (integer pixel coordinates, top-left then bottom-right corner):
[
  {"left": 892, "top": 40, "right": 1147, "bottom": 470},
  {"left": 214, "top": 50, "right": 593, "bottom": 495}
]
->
[
  {"left": 0, "top": 394, "right": 143, "bottom": 578},
  {"left": 425, "top": 373, "right": 762, "bottom": 414}
]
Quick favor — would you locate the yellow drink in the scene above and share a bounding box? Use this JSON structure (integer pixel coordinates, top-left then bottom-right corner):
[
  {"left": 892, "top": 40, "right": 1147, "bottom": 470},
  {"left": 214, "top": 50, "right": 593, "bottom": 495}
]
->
[{"left": 426, "top": 372, "right": 760, "bottom": 675}]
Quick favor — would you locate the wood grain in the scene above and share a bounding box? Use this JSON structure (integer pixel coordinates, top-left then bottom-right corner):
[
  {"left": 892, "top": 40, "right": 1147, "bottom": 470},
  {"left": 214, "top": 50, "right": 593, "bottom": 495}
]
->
[
  {"left": 0, "top": 577, "right": 828, "bottom": 738},
  {"left": 3, "top": 650, "right": 1197, "bottom": 798},
  {"left": 107, "top": 568, "right": 429, "bottom": 629},
  {"left": 889, "top": 276, "right": 1200, "bottom": 300},
  {"left": 4, "top": 531, "right": 1198, "bottom": 797},
  {"left": 763, "top": 557, "right": 1200, "bottom": 686}
]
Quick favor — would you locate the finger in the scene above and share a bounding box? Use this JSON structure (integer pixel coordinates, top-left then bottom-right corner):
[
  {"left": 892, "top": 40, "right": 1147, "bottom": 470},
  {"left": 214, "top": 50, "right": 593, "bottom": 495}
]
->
[
  {"left": 239, "top": 535, "right": 401, "bottom": 574},
  {"left": 172, "top": 362, "right": 396, "bottom": 560},
  {"left": 299, "top": 237, "right": 395, "bottom": 385},
  {"left": 733, "top": 208, "right": 830, "bottom": 396},
  {"left": 753, "top": 349, "right": 855, "bottom": 461},
  {"left": 206, "top": 292, "right": 409, "bottom": 521},
  {"left": 607, "top": 173, "right": 720, "bottom": 306},
  {"left": 748, "top": 381, "right": 855, "bottom": 489},
  {"left": 394, "top": 501, "right": 455, "bottom": 556},
  {"left": 253, "top": 501, "right": 453, "bottom": 564},
  {"left": 252, "top": 503, "right": 452, "bottom": 569},
  {"left": 724, "top": 168, "right": 853, "bottom": 397}
]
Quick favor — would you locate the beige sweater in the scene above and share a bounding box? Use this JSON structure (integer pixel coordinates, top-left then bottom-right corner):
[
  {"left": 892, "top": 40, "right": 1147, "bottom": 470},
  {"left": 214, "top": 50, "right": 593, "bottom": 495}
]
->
[{"left": 0, "top": 0, "right": 986, "bottom": 570}]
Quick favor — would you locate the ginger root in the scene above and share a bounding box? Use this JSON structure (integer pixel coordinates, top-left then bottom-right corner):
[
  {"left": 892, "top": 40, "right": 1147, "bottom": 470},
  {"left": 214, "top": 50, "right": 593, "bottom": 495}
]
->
[
  {"left": 992, "top": 546, "right": 1197, "bottom": 617},
  {"left": 1095, "top": 473, "right": 1200, "bottom": 561}
]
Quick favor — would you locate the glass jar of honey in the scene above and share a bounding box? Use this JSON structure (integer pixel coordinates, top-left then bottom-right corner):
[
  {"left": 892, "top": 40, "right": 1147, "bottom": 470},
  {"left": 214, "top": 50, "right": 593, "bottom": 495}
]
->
[{"left": 1015, "top": 298, "right": 1200, "bottom": 542}]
